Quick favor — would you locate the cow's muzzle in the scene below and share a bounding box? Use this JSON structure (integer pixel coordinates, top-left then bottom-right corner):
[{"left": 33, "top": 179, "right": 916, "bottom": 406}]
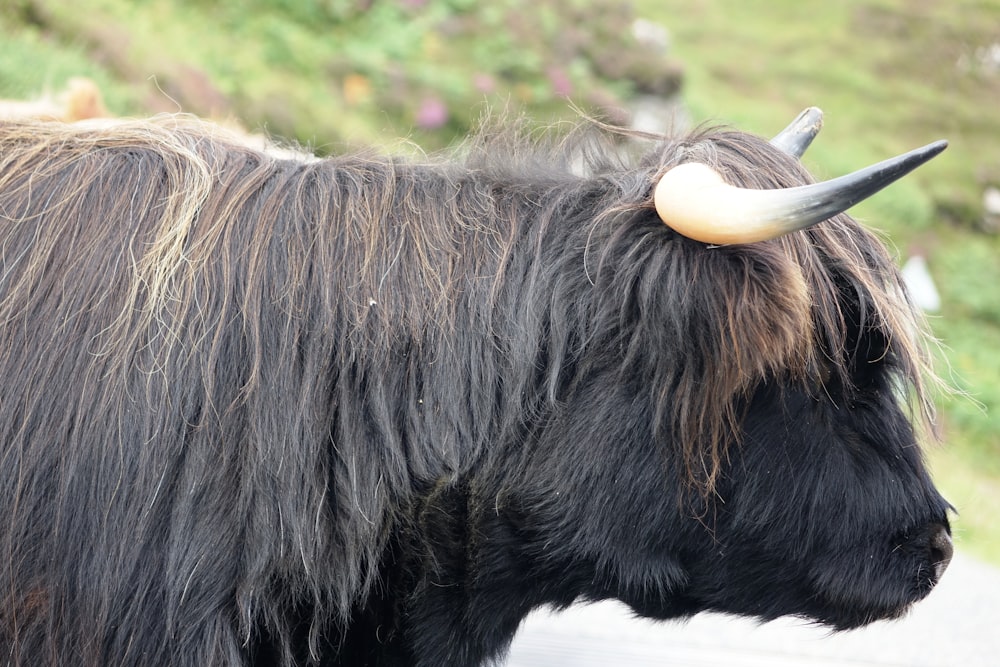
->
[{"left": 928, "top": 522, "right": 954, "bottom": 582}]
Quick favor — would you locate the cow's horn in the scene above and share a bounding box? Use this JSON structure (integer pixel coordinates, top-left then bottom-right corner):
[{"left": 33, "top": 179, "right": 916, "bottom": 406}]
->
[
  {"left": 653, "top": 140, "right": 948, "bottom": 245},
  {"left": 770, "top": 107, "right": 824, "bottom": 158}
]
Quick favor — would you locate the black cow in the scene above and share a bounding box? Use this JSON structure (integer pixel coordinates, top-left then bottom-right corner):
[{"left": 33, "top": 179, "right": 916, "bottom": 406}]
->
[{"left": 0, "top": 109, "right": 951, "bottom": 666}]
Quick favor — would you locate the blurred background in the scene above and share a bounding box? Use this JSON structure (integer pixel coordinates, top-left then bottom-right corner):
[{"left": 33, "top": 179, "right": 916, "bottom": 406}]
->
[{"left": 1, "top": 0, "right": 996, "bottom": 574}]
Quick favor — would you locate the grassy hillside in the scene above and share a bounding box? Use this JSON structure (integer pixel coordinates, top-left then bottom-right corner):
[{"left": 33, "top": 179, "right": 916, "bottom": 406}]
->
[
  {"left": 2, "top": 0, "right": 998, "bottom": 560},
  {"left": 0, "top": 0, "right": 681, "bottom": 148}
]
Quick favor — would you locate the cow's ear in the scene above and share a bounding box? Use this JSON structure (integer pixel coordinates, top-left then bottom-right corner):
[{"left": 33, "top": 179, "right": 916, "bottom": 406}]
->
[
  {"left": 852, "top": 324, "right": 895, "bottom": 390},
  {"left": 831, "top": 281, "right": 891, "bottom": 391}
]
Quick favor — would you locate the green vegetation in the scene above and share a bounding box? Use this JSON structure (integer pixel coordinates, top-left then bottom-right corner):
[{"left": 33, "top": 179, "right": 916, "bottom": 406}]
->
[
  {"left": 1, "top": 0, "right": 997, "bottom": 560},
  {"left": 0, "top": 0, "right": 681, "bottom": 148}
]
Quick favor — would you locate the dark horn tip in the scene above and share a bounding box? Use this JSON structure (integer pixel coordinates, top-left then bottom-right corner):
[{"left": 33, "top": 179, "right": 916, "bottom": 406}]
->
[
  {"left": 774, "top": 138, "right": 951, "bottom": 231},
  {"left": 870, "top": 139, "right": 949, "bottom": 178},
  {"left": 893, "top": 140, "right": 948, "bottom": 174},
  {"left": 926, "top": 139, "right": 949, "bottom": 155}
]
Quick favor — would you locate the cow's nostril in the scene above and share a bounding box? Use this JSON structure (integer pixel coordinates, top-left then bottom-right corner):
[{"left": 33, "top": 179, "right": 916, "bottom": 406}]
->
[{"left": 929, "top": 523, "right": 953, "bottom": 581}]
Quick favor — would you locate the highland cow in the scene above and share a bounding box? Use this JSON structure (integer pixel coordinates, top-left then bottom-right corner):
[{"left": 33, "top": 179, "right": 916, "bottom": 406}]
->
[{"left": 0, "top": 110, "right": 952, "bottom": 667}]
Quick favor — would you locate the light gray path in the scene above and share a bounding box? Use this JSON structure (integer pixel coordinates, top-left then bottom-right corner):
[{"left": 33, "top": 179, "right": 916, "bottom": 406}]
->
[{"left": 505, "top": 551, "right": 998, "bottom": 666}]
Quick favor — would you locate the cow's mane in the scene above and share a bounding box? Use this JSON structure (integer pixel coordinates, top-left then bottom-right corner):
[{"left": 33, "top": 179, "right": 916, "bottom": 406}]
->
[{"left": 0, "top": 115, "right": 937, "bottom": 657}]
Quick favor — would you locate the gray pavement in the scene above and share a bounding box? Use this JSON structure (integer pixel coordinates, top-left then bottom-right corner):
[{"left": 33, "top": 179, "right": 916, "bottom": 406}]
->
[{"left": 505, "top": 551, "right": 998, "bottom": 666}]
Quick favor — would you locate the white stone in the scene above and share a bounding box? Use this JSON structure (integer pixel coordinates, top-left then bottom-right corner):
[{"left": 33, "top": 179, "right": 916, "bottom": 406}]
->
[{"left": 901, "top": 255, "right": 942, "bottom": 313}]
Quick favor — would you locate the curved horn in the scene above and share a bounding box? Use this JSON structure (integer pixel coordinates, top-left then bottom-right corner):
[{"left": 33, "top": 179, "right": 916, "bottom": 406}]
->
[
  {"left": 770, "top": 107, "right": 824, "bottom": 158},
  {"left": 654, "top": 140, "right": 948, "bottom": 245}
]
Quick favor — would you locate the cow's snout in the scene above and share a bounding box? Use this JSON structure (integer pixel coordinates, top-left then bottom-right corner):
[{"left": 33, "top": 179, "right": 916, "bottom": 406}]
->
[{"left": 929, "top": 523, "right": 953, "bottom": 581}]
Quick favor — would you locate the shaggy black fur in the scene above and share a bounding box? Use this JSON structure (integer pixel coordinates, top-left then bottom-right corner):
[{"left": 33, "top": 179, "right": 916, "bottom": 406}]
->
[{"left": 0, "top": 116, "right": 951, "bottom": 666}]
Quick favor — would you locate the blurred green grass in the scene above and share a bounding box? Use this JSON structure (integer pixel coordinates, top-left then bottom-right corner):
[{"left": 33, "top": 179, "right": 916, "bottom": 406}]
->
[
  {"left": 2, "top": 0, "right": 998, "bottom": 561},
  {"left": 0, "top": 0, "right": 673, "bottom": 148}
]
